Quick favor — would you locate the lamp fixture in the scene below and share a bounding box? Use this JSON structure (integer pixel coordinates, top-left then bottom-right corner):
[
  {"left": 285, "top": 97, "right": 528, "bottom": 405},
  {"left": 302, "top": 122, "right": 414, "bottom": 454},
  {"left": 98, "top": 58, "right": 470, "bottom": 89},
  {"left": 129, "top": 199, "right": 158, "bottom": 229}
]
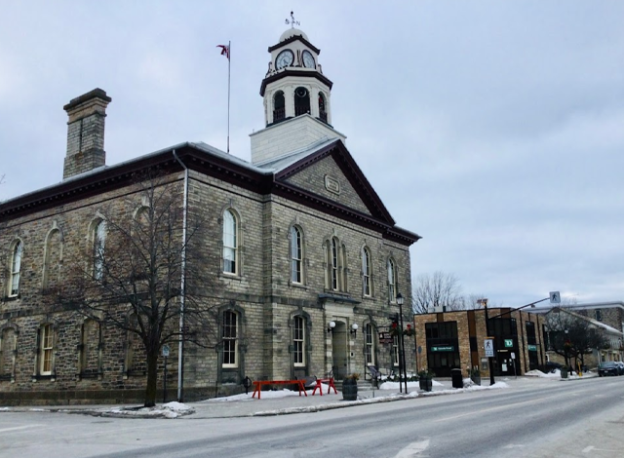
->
[
  {"left": 396, "top": 293, "right": 404, "bottom": 306},
  {"left": 327, "top": 321, "right": 336, "bottom": 334},
  {"left": 350, "top": 323, "right": 359, "bottom": 338}
]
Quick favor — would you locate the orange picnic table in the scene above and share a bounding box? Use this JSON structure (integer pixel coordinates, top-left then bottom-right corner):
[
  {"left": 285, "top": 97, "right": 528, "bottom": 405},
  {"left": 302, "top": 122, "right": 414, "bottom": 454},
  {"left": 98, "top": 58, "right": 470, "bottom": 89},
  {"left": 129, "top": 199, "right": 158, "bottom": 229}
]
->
[
  {"left": 252, "top": 379, "right": 307, "bottom": 399},
  {"left": 312, "top": 377, "right": 338, "bottom": 396}
]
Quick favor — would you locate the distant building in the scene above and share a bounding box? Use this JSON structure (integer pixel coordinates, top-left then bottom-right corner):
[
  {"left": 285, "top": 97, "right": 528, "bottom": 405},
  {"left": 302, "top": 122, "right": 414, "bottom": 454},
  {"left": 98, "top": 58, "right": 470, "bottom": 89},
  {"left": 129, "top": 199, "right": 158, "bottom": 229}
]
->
[
  {"left": 0, "top": 26, "right": 420, "bottom": 404},
  {"left": 533, "top": 303, "right": 624, "bottom": 367},
  {"left": 413, "top": 308, "right": 546, "bottom": 379}
]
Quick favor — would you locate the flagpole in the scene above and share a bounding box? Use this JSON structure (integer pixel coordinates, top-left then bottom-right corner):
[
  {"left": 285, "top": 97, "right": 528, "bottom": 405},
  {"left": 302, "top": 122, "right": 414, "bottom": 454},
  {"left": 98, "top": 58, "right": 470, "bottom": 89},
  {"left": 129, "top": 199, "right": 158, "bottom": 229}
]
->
[{"left": 227, "top": 40, "right": 231, "bottom": 154}]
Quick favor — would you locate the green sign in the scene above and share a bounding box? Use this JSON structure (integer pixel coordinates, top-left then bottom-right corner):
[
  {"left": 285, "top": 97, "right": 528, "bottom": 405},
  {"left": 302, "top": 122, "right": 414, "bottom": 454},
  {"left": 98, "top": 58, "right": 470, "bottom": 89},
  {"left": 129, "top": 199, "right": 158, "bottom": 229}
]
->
[
  {"left": 528, "top": 344, "right": 537, "bottom": 351},
  {"left": 431, "top": 345, "right": 454, "bottom": 352},
  {"left": 504, "top": 339, "right": 513, "bottom": 348}
]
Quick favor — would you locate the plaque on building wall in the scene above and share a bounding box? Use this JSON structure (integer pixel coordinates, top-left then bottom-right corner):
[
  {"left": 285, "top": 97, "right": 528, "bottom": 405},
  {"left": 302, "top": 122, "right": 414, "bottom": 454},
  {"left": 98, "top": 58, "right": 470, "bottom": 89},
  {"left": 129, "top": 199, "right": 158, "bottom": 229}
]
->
[{"left": 324, "top": 175, "right": 341, "bottom": 194}]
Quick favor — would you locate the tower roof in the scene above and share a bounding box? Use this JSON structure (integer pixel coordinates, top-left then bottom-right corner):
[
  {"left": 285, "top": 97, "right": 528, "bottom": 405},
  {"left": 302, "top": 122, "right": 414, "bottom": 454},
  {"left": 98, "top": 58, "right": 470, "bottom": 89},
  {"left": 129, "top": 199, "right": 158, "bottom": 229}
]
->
[{"left": 280, "top": 27, "right": 308, "bottom": 42}]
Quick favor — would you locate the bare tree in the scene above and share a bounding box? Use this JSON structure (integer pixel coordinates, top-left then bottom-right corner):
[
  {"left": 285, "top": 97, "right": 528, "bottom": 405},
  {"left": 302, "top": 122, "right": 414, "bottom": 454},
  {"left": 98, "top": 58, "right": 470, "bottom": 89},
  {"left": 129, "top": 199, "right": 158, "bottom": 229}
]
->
[
  {"left": 545, "top": 309, "right": 609, "bottom": 369},
  {"left": 55, "top": 172, "right": 215, "bottom": 407},
  {"left": 412, "top": 271, "right": 463, "bottom": 314}
]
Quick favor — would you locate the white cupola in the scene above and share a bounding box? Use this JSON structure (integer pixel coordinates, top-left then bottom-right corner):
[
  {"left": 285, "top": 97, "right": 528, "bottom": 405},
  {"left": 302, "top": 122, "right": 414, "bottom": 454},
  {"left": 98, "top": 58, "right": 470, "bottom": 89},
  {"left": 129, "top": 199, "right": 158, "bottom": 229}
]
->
[{"left": 250, "top": 18, "right": 346, "bottom": 165}]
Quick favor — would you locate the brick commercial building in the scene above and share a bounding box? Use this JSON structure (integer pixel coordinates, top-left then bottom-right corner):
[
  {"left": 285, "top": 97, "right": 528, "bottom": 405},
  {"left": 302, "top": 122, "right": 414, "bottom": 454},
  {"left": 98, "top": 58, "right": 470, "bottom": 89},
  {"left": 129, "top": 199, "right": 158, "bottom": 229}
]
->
[
  {"left": 0, "top": 27, "right": 419, "bottom": 405},
  {"left": 413, "top": 308, "right": 547, "bottom": 379}
]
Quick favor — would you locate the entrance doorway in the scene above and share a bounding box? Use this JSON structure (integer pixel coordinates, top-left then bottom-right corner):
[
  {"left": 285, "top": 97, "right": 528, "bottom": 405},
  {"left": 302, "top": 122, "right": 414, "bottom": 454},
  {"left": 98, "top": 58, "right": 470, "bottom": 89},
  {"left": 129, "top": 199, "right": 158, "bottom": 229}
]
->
[{"left": 331, "top": 321, "right": 348, "bottom": 379}]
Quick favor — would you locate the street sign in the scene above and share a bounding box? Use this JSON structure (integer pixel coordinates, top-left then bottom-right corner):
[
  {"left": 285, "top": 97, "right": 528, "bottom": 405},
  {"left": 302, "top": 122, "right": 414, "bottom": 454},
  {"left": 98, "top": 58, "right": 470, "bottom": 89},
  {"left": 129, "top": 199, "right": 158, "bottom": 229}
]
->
[
  {"left": 162, "top": 344, "right": 170, "bottom": 358},
  {"left": 528, "top": 344, "right": 537, "bottom": 351},
  {"left": 484, "top": 339, "right": 494, "bottom": 357},
  {"left": 378, "top": 332, "right": 393, "bottom": 344},
  {"left": 504, "top": 339, "right": 513, "bottom": 348},
  {"left": 549, "top": 291, "right": 561, "bottom": 304},
  {"left": 431, "top": 345, "right": 454, "bottom": 352}
]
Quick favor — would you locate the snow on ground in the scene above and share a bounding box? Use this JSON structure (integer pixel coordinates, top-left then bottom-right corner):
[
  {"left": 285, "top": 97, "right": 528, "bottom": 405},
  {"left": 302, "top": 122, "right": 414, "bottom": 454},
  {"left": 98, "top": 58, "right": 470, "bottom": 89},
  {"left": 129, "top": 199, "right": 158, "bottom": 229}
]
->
[
  {"left": 204, "top": 389, "right": 304, "bottom": 402},
  {"left": 102, "top": 401, "right": 195, "bottom": 418},
  {"left": 525, "top": 368, "right": 594, "bottom": 380}
]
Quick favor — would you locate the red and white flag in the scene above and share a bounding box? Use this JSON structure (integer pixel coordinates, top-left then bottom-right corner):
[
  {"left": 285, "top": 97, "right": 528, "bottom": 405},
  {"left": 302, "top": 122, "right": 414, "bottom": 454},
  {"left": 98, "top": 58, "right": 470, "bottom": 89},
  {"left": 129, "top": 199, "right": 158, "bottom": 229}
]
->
[{"left": 217, "top": 44, "right": 230, "bottom": 60}]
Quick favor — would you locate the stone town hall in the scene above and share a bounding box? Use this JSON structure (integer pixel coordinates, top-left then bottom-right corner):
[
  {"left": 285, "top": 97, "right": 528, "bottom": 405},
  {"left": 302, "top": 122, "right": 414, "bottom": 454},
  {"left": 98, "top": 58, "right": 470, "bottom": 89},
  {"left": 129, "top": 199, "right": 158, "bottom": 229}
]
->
[{"left": 0, "top": 25, "right": 419, "bottom": 404}]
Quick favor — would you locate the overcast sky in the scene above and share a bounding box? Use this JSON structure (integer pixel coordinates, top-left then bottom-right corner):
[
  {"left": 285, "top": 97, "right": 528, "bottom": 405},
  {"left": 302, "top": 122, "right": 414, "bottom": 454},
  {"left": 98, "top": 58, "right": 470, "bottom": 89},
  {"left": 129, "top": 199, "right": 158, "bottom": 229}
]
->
[{"left": 1, "top": 1, "right": 623, "bottom": 307}]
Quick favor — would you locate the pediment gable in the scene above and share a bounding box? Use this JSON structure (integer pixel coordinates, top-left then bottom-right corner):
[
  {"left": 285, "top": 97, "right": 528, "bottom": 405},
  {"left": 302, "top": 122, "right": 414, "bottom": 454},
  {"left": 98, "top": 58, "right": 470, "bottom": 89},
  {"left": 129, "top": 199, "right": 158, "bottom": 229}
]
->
[{"left": 274, "top": 140, "right": 395, "bottom": 225}]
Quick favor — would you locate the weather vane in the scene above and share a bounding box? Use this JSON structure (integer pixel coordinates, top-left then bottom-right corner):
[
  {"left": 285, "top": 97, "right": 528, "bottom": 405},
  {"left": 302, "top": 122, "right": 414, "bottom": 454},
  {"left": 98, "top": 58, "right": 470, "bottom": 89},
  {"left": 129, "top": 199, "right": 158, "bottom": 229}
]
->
[{"left": 285, "top": 11, "right": 300, "bottom": 29}]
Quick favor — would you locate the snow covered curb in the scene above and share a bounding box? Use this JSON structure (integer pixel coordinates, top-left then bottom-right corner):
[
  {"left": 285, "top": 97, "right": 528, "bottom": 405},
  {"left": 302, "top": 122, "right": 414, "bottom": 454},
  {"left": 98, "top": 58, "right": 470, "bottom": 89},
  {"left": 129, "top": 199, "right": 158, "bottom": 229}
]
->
[
  {"left": 252, "top": 392, "right": 420, "bottom": 416},
  {"left": 87, "top": 402, "right": 195, "bottom": 419}
]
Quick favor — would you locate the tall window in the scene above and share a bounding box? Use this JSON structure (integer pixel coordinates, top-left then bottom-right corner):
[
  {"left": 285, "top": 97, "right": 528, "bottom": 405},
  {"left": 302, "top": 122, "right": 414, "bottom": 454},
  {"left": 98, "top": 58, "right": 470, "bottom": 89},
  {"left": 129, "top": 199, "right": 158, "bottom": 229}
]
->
[
  {"left": 273, "top": 91, "right": 285, "bottom": 123},
  {"left": 294, "top": 86, "right": 310, "bottom": 116},
  {"left": 80, "top": 320, "right": 100, "bottom": 378},
  {"left": 9, "top": 240, "right": 23, "bottom": 297},
  {"left": 365, "top": 323, "right": 375, "bottom": 365},
  {"left": 318, "top": 92, "right": 327, "bottom": 122},
  {"left": 293, "top": 316, "right": 305, "bottom": 366},
  {"left": 290, "top": 226, "right": 303, "bottom": 284},
  {"left": 40, "top": 324, "right": 53, "bottom": 375},
  {"left": 43, "top": 229, "right": 62, "bottom": 292},
  {"left": 331, "top": 238, "right": 339, "bottom": 290},
  {"left": 0, "top": 328, "right": 17, "bottom": 379},
  {"left": 93, "top": 220, "right": 106, "bottom": 280},
  {"left": 387, "top": 259, "right": 396, "bottom": 303},
  {"left": 223, "top": 210, "right": 238, "bottom": 274},
  {"left": 222, "top": 311, "right": 238, "bottom": 367},
  {"left": 362, "top": 247, "right": 371, "bottom": 296}
]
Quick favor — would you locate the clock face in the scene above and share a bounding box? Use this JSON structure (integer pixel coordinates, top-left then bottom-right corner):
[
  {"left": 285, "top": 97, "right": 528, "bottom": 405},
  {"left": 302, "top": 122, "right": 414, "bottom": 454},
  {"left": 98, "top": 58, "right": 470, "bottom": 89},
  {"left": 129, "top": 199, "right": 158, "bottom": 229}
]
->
[
  {"left": 276, "top": 50, "right": 294, "bottom": 69},
  {"left": 302, "top": 50, "right": 315, "bottom": 68}
]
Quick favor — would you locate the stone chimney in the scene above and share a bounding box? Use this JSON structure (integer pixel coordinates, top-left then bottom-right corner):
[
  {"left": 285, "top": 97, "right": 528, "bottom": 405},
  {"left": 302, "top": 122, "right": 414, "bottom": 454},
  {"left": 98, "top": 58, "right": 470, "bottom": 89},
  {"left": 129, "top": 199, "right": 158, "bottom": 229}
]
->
[{"left": 63, "top": 88, "right": 112, "bottom": 179}]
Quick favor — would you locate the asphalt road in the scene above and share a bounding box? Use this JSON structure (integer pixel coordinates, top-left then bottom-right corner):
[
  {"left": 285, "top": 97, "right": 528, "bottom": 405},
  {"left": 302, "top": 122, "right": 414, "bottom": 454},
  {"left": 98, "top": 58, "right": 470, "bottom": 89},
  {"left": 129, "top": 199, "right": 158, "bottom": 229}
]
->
[{"left": 2, "top": 377, "right": 623, "bottom": 458}]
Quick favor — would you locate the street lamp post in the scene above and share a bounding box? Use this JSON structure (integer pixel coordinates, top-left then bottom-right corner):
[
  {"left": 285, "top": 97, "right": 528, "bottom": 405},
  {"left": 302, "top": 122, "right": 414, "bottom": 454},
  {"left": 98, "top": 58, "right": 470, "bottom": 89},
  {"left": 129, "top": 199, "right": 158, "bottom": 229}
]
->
[{"left": 396, "top": 293, "right": 408, "bottom": 394}]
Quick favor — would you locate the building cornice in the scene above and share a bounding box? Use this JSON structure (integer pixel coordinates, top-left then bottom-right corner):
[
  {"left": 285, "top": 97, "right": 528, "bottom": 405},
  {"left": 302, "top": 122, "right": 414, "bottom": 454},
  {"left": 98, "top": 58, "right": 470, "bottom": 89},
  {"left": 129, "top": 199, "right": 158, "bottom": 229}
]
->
[{"left": 260, "top": 70, "right": 333, "bottom": 96}]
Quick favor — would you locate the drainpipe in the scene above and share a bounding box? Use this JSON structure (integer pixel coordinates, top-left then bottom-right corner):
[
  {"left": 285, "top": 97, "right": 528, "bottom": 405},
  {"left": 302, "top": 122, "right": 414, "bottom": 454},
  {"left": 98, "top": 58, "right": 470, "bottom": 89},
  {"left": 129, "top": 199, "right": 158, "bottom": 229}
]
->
[{"left": 172, "top": 150, "right": 188, "bottom": 402}]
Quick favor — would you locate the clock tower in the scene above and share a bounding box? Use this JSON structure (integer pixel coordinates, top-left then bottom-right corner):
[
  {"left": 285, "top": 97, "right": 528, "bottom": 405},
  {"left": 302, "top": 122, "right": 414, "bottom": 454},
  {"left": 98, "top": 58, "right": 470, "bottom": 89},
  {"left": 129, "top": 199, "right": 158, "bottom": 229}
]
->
[{"left": 250, "top": 22, "right": 346, "bottom": 165}]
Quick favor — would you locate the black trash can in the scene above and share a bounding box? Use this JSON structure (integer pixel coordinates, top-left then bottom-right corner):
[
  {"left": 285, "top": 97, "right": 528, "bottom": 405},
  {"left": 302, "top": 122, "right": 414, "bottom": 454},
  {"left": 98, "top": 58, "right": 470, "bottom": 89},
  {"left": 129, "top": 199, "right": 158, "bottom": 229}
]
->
[{"left": 451, "top": 368, "right": 463, "bottom": 389}]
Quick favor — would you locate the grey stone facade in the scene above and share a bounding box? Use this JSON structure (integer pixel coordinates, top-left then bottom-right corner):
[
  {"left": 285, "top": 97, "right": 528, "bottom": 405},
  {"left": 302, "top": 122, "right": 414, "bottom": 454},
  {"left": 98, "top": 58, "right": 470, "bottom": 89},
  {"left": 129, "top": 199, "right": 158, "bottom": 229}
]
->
[{"left": 0, "top": 28, "right": 420, "bottom": 405}]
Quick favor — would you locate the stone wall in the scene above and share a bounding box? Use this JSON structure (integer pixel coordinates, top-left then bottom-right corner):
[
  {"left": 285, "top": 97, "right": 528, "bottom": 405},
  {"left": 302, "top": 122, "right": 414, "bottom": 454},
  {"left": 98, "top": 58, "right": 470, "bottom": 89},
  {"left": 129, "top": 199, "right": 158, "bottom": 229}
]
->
[{"left": 0, "top": 162, "right": 414, "bottom": 403}]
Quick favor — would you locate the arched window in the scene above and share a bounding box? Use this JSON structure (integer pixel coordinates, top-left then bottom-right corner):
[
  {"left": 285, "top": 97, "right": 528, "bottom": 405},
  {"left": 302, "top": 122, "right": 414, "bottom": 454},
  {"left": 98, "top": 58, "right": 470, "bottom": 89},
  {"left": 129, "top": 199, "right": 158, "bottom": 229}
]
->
[
  {"left": 293, "top": 316, "right": 305, "bottom": 367},
  {"left": 318, "top": 92, "right": 327, "bottom": 122},
  {"left": 326, "top": 237, "right": 346, "bottom": 292},
  {"left": 331, "top": 238, "right": 339, "bottom": 290},
  {"left": 39, "top": 324, "right": 54, "bottom": 376},
  {"left": 222, "top": 311, "right": 238, "bottom": 368},
  {"left": 290, "top": 226, "right": 303, "bottom": 284},
  {"left": 0, "top": 327, "right": 17, "bottom": 380},
  {"left": 223, "top": 210, "right": 238, "bottom": 274},
  {"left": 294, "top": 86, "right": 310, "bottom": 116},
  {"left": 79, "top": 319, "right": 100, "bottom": 378},
  {"left": 124, "top": 315, "right": 146, "bottom": 378},
  {"left": 93, "top": 220, "right": 106, "bottom": 280},
  {"left": 387, "top": 259, "right": 396, "bottom": 303},
  {"left": 9, "top": 240, "right": 23, "bottom": 297},
  {"left": 362, "top": 247, "right": 372, "bottom": 296},
  {"left": 273, "top": 91, "right": 285, "bottom": 123},
  {"left": 42, "top": 229, "right": 62, "bottom": 292},
  {"left": 365, "top": 323, "right": 375, "bottom": 366}
]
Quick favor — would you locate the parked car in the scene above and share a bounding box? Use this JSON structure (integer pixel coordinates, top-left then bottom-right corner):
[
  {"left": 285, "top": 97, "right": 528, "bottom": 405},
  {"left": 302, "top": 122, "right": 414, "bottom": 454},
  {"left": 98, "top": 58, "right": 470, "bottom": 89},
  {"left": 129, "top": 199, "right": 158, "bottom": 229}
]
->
[
  {"left": 615, "top": 361, "right": 624, "bottom": 375},
  {"left": 598, "top": 361, "right": 620, "bottom": 377}
]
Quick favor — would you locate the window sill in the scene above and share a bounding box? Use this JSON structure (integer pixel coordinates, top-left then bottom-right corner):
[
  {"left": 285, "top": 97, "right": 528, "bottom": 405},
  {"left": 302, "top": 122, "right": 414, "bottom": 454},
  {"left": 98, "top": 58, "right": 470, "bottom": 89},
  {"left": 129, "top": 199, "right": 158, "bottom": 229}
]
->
[
  {"left": 220, "top": 272, "right": 242, "bottom": 281},
  {"left": 289, "top": 281, "right": 307, "bottom": 290}
]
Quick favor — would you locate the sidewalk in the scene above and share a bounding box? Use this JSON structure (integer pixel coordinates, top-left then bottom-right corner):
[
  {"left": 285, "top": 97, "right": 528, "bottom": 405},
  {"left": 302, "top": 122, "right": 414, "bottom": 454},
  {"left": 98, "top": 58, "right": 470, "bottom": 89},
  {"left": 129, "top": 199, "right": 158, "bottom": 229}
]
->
[{"left": 0, "top": 374, "right": 592, "bottom": 419}]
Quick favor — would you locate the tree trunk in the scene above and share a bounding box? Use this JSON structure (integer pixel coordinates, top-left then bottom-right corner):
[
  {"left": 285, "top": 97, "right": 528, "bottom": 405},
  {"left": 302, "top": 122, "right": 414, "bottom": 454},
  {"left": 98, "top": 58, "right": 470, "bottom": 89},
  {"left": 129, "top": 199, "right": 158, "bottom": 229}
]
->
[{"left": 144, "top": 349, "right": 159, "bottom": 407}]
